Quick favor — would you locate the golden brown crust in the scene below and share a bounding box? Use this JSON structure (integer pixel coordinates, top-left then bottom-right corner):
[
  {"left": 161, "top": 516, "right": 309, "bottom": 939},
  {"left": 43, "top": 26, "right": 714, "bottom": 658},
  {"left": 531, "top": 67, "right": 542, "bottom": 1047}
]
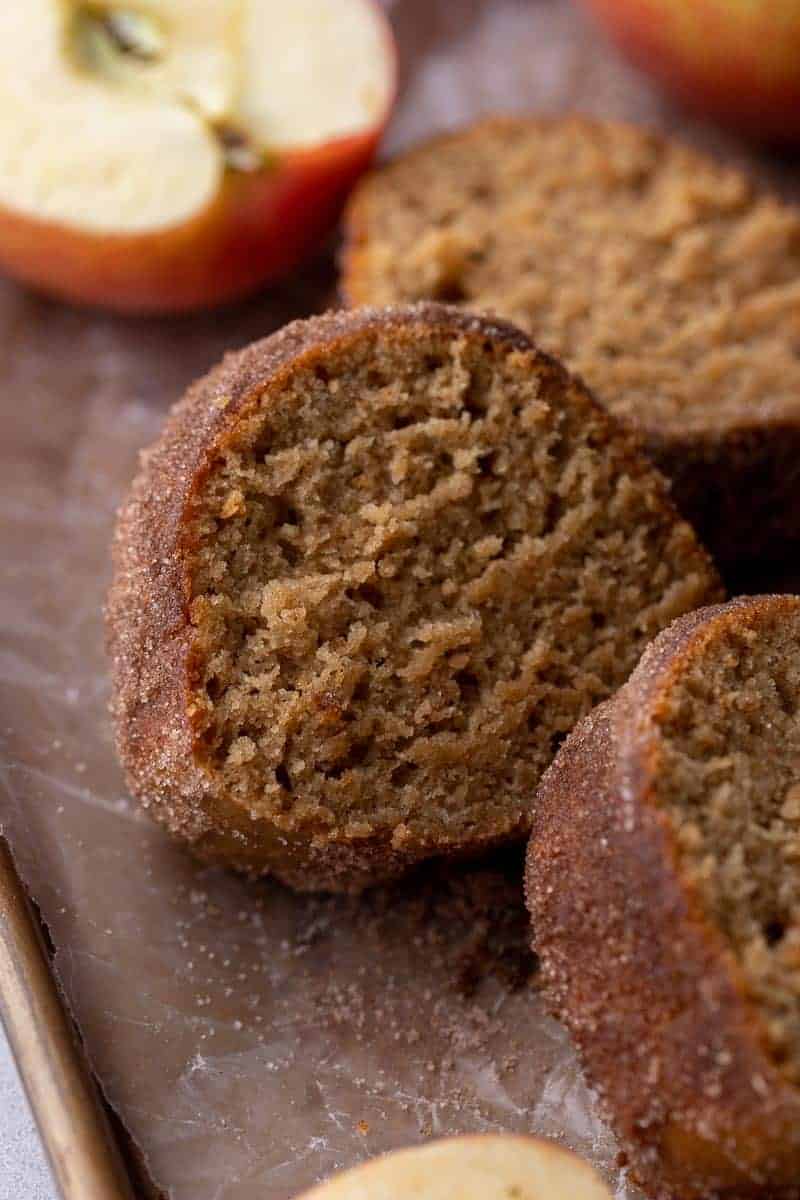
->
[
  {"left": 107, "top": 302, "right": 720, "bottom": 893},
  {"left": 341, "top": 115, "right": 800, "bottom": 568},
  {"left": 526, "top": 596, "right": 800, "bottom": 1199}
]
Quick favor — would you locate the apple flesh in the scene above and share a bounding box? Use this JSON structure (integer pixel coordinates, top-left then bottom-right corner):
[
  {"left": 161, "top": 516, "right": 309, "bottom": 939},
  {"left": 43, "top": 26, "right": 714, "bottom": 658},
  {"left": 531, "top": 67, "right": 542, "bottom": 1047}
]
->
[
  {"left": 0, "top": 0, "right": 396, "bottom": 313},
  {"left": 298, "top": 1135, "right": 613, "bottom": 1199},
  {"left": 580, "top": 0, "right": 800, "bottom": 143}
]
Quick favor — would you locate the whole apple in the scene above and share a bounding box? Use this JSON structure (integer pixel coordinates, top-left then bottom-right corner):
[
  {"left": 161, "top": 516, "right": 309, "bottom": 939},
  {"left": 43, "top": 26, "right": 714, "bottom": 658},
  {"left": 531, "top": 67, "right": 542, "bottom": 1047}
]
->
[
  {"left": 0, "top": 0, "right": 396, "bottom": 313},
  {"left": 578, "top": 0, "right": 800, "bottom": 142}
]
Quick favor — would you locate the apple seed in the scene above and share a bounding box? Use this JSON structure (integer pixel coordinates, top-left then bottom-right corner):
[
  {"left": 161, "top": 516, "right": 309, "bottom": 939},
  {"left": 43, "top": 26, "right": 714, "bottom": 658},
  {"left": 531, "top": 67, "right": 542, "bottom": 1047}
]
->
[{"left": 71, "top": 4, "right": 165, "bottom": 73}]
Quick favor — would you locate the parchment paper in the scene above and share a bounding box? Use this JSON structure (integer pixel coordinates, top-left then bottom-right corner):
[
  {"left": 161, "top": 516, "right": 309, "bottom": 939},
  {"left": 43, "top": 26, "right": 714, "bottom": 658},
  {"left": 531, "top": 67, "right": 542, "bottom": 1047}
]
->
[{"left": 2, "top": 3, "right": 799, "bottom": 1197}]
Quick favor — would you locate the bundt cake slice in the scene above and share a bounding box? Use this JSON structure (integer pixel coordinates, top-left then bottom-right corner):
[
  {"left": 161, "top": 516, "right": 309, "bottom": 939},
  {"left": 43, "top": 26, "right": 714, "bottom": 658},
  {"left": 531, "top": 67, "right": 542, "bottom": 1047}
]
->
[
  {"left": 341, "top": 117, "right": 800, "bottom": 568},
  {"left": 107, "top": 303, "right": 720, "bottom": 892},
  {"left": 527, "top": 595, "right": 800, "bottom": 1198}
]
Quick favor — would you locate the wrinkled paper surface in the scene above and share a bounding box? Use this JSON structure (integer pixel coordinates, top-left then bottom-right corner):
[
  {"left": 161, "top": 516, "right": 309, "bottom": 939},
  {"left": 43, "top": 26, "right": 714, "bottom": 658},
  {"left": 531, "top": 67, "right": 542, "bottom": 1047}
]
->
[{"left": 1, "top": 2, "right": 797, "bottom": 1197}]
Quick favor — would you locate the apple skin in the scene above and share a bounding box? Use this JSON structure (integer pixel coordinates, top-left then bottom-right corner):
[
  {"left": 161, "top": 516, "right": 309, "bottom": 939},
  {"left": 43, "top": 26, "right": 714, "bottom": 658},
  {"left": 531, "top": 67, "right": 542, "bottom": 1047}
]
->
[
  {"left": 579, "top": 0, "right": 800, "bottom": 143},
  {"left": 0, "top": 130, "right": 386, "bottom": 314},
  {"left": 0, "top": 5, "right": 396, "bottom": 314}
]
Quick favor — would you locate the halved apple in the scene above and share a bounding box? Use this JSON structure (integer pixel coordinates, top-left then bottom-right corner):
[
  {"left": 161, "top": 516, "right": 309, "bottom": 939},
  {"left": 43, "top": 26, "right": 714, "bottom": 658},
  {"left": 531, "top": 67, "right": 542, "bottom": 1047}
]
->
[
  {"left": 0, "top": 0, "right": 396, "bottom": 312},
  {"left": 297, "top": 1135, "right": 614, "bottom": 1199}
]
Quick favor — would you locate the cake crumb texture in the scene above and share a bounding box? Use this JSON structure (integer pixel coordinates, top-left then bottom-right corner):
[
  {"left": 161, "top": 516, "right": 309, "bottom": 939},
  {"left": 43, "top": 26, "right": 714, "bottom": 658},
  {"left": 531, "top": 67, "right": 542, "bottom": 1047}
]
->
[
  {"left": 343, "top": 117, "right": 800, "bottom": 564},
  {"left": 654, "top": 602, "right": 800, "bottom": 1087}
]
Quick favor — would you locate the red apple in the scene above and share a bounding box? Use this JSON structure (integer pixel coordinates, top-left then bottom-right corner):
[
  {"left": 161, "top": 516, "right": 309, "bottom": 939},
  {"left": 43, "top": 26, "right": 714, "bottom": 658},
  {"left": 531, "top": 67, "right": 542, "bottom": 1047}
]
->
[
  {"left": 578, "top": 0, "right": 800, "bottom": 143},
  {"left": 0, "top": 0, "right": 396, "bottom": 313}
]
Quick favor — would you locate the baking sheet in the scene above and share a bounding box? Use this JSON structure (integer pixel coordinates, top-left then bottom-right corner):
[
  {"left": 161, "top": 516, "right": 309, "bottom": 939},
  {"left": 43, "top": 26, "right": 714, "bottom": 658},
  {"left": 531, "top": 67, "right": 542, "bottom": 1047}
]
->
[{"left": 1, "top": 2, "right": 798, "bottom": 1197}]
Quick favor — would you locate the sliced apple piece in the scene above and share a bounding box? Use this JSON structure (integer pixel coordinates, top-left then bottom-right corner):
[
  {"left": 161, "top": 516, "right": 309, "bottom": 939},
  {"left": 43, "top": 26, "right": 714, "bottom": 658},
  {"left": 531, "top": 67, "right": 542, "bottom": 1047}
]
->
[
  {"left": 0, "top": 0, "right": 395, "bottom": 312},
  {"left": 296, "top": 1135, "right": 614, "bottom": 1199}
]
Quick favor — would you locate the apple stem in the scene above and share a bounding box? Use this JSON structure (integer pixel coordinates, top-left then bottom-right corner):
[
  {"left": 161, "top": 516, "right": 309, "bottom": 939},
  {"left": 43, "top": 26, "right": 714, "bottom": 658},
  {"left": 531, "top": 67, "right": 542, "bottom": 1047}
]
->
[{"left": 213, "top": 123, "right": 272, "bottom": 174}]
